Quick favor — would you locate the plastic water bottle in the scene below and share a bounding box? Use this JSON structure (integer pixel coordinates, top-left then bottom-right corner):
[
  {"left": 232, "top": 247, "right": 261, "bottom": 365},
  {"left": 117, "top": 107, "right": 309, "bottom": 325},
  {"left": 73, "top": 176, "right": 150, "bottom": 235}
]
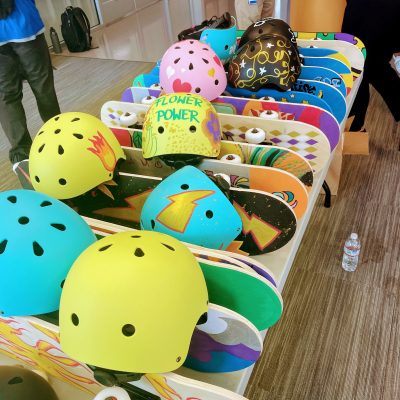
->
[
  {"left": 342, "top": 233, "right": 361, "bottom": 272},
  {"left": 50, "top": 27, "right": 62, "bottom": 54}
]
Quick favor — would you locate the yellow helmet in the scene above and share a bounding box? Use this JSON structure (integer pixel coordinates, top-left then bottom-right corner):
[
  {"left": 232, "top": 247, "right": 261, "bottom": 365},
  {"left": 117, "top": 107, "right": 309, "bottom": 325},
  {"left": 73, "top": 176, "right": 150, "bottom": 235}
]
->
[
  {"left": 29, "top": 112, "right": 125, "bottom": 199},
  {"left": 142, "top": 93, "right": 221, "bottom": 160},
  {"left": 59, "top": 231, "right": 208, "bottom": 373}
]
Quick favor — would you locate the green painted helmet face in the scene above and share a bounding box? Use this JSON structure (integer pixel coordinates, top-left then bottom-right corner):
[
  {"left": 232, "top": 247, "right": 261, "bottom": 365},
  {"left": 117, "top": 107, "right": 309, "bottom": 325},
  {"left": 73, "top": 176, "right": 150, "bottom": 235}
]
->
[{"left": 0, "top": 367, "right": 59, "bottom": 400}]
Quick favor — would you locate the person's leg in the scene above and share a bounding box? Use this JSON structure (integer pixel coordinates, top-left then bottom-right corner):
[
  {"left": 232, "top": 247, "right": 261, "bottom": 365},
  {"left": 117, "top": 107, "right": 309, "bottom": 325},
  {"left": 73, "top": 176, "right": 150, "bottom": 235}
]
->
[
  {"left": 260, "top": 0, "right": 275, "bottom": 18},
  {"left": 368, "top": 56, "right": 400, "bottom": 122},
  {"left": 348, "top": 69, "right": 370, "bottom": 131},
  {"left": 11, "top": 33, "right": 60, "bottom": 123},
  {"left": 0, "top": 44, "right": 32, "bottom": 163}
]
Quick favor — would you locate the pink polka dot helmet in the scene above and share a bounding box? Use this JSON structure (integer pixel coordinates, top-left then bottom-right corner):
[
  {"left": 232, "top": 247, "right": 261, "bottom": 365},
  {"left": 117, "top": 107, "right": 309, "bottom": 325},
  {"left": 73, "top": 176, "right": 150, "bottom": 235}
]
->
[{"left": 159, "top": 39, "right": 227, "bottom": 101}]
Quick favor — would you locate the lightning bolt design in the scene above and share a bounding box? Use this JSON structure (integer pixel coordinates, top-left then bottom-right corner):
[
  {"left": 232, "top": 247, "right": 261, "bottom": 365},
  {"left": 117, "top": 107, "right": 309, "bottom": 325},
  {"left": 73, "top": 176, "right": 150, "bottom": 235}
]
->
[
  {"left": 94, "top": 190, "right": 152, "bottom": 223},
  {"left": 233, "top": 201, "right": 282, "bottom": 250},
  {"left": 157, "top": 190, "right": 214, "bottom": 233}
]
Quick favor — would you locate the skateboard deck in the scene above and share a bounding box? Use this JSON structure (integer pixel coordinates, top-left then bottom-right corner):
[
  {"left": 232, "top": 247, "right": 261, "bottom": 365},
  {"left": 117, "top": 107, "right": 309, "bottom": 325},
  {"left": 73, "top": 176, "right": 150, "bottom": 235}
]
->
[
  {"left": 121, "top": 147, "right": 309, "bottom": 219},
  {"left": 86, "top": 217, "right": 279, "bottom": 289},
  {"left": 102, "top": 101, "right": 331, "bottom": 172},
  {"left": 283, "top": 78, "right": 346, "bottom": 123},
  {"left": 0, "top": 316, "right": 249, "bottom": 399},
  {"left": 124, "top": 87, "right": 340, "bottom": 152},
  {"left": 225, "top": 85, "right": 333, "bottom": 117},
  {"left": 299, "top": 46, "right": 352, "bottom": 68},
  {"left": 299, "top": 65, "right": 348, "bottom": 97},
  {"left": 20, "top": 157, "right": 297, "bottom": 256}
]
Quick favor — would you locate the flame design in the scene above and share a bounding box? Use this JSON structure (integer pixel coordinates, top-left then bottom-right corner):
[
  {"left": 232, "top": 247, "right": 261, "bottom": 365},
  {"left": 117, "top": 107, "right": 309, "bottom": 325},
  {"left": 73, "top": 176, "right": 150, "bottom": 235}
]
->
[
  {"left": 0, "top": 317, "right": 100, "bottom": 394},
  {"left": 146, "top": 374, "right": 182, "bottom": 400},
  {"left": 87, "top": 131, "right": 117, "bottom": 172}
]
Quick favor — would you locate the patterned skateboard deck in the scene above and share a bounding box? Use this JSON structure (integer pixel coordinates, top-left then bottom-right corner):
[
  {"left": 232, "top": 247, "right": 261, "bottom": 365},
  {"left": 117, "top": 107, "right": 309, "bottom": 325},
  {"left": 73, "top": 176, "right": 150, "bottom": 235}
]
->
[
  {"left": 300, "top": 65, "right": 348, "bottom": 97},
  {"left": 291, "top": 78, "right": 346, "bottom": 123},
  {"left": 299, "top": 46, "right": 352, "bottom": 70},
  {"left": 102, "top": 101, "right": 331, "bottom": 172},
  {"left": 123, "top": 87, "right": 340, "bottom": 152},
  {"left": 0, "top": 316, "right": 249, "bottom": 399},
  {"left": 122, "top": 147, "right": 309, "bottom": 220}
]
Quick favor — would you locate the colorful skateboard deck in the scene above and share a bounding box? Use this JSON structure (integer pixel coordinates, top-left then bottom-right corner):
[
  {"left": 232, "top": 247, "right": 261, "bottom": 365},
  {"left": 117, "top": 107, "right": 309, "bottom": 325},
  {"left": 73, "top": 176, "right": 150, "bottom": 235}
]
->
[
  {"left": 102, "top": 101, "right": 331, "bottom": 172},
  {"left": 0, "top": 316, "right": 249, "bottom": 399},
  {"left": 89, "top": 218, "right": 283, "bottom": 330},
  {"left": 301, "top": 56, "right": 353, "bottom": 88},
  {"left": 122, "top": 147, "right": 309, "bottom": 219},
  {"left": 225, "top": 85, "right": 334, "bottom": 118},
  {"left": 299, "top": 65, "right": 348, "bottom": 97},
  {"left": 87, "top": 216, "right": 279, "bottom": 288},
  {"left": 124, "top": 87, "right": 340, "bottom": 152},
  {"left": 284, "top": 78, "right": 346, "bottom": 123},
  {"left": 108, "top": 125, "right": 314, "bottom": 188},
  {"left": 299, "top": 46, "right": 352, "bottom": 67}
]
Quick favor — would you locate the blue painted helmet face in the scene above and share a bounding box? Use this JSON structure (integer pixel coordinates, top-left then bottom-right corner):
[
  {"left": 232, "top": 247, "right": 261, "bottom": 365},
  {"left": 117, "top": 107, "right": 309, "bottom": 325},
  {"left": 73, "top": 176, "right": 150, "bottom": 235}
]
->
[
  {"left": 0, "top": 189, "right": 96, "bottom": 316},
  {"left": 199, "top": 19, "right": 237, "bottom": 64},
  {"left": 140, "top": 166, "right": 242, "bottom": 250}
]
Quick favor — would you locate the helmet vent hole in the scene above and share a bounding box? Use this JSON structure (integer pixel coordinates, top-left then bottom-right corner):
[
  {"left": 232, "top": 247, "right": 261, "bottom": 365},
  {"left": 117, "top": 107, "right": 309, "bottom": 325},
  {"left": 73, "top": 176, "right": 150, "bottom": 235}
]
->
[
  {"left": 73, "top": 133, "right": 83, "bottom": 139},
  {"left": 158, "top": 126, "right": 164, "bottom": 134},
  {"left": 33, "top": 241, "right": 44, "bottom": 256},
  {"left": 250, "top": 45, "right": 255, "bottom": 52},
  {"left": 59, "top": 178, "right": 67, "bottom": 186},
  {"left": 8, "top": 377, "right": 23, "bottom": 385},
  {"left": 174, "top": 46, "right": 181, "bottom": 49},
  {"left": 151, "top": 220, "right": 155, "bottom": 229},
  {"left": 131, "top": 235, "right": 141, "bottom": 238},
  {"left": 181, "top": 184, "right": 189, "bottom": 190},
  {"left": 51, "top": 223, "right": 66, "bottom": 231},
  {"left": 134, "top": 248, "right": 144, "bottom": 257},
  {"left": 99, "top": 244, "right": 112, "bottom": 252},
  {"left": 202, "top": 58, "right": 209, "bottom": 64},
  {"left": 35, "top": 176, "right": 40, "bottom": 183},
  {"left": 7, "top": 196, "right": 17, "bottom": 204},
  {"left": 58, "top": 145, "right": 64, "bottom": 155},
  {"left": 122, "top": 324, "right": 135, "bottom": 337},
  {"left": 189, "top": 50, "right": 194, "bottom": 54},
  {"left": 189, "top": 41, "right": 194, "bottom": 44},
  {"left": 54, "top": 129, "right": 61, "bottom": 134},
  {"left": 71, "top": 117, "right": 80, "bottom": 122},
  {"left": 189, "top": 63, "right": 194, "bottom": 70},
  {"left": 18, "top": 217, "right": 29, "bottom": 225},
  {"left": 38, "top": 131, "right": 44, "bottom": 136},
  {"left": 174, "top": 57, "right": 180, "bottom": 64},
  {"left": 202, "top": 47, "right": 209, "bottom": 51},
  {"left": 40, "top": 200, "right": 52, "bottom": 207},
  {"left": 38, "top": 144, "right": 46, "bottom": 153},
  {"left": 206, "top": 210, "right": 213, "bottom": 219},
  {"left": 60, "top": 280, "right": 65, "bottom": 288},
  {"left": 215, "top": 79, "right": 219, "bottom": 85},
  {"left": 195, "top": 88, "right": 201, "bottom": 93},
  {"left": 162, "top": 243, "right": 175, "bottom": 251},
  {"left": 224, "top": 45, "right": 229, "bottom": 50},
  {"left": 189, "top": 125, "right": 196, "bottom": 133},
  {"left": 54, "top": 116, "right": 60, "bottom": 121},
  {"left": 258, "top": 28, "right": 263, "bottom": 34},
  {"left": 0, "top": 240, "right": 8, "bottom": 254},
  {"left": 198, "top": 312, "right": 208, "bottom": 325},
  {"left": 71, "top": 313, "right": 79, "bottom": 326},
  {"left": 176, "top": 356, "right": 181, "bottom": 363}
]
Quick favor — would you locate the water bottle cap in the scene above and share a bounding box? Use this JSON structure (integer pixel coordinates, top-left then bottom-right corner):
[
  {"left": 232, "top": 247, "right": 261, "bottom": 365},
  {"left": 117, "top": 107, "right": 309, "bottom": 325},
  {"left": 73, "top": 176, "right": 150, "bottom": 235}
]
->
[{"left": 350, "top": 233, "right": 358, "bottom": 240}]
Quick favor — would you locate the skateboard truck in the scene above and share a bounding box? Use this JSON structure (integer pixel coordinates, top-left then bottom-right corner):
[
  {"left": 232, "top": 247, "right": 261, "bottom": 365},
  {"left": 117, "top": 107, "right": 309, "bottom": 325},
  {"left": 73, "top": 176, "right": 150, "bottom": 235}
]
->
[{"left": 89, "top": 366, "right": 159, "bottom": 399}]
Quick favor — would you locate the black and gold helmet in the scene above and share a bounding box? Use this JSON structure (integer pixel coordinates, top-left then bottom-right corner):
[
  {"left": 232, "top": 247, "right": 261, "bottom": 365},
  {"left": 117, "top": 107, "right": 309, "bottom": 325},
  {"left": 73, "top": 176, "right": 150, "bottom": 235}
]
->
[{"left": 228, "top": 34, "right": 301, "bottom": 92}]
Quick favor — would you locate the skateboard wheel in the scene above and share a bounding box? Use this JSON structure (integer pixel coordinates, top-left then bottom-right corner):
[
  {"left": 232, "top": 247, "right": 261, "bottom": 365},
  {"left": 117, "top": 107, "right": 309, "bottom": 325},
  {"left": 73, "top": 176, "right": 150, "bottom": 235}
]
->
[
  {"left": 245, "top": 128, "right": 266, "bottom": 144},
  {"left": 150, "top": 83, "right": 162, "bottom": 89},
  {"left": 220, "top": 154, "right": 242, "bottom": 164},
  {"left": 260, "top": 110, "right": 279, "bottom": 120},
  {"left": 259, "top": 96, "right": 276, "bottom": 102},
  {"left": 141, "top": 95, "right": 157, "bottom": 104},
  {"left": 119, "top": 112, "right": 138, "bottom": 127}
]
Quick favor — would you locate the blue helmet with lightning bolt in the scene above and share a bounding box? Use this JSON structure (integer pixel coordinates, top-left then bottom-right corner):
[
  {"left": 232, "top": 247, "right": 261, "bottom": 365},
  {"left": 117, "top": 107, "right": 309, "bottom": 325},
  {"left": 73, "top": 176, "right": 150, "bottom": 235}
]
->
[{"left": 140, "top": 166, "right": 242, "bottom": 250}]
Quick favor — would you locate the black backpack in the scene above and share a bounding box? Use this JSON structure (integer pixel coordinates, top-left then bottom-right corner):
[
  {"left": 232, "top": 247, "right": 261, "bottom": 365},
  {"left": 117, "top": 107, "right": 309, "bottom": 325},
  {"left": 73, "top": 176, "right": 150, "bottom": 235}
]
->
[{"left": 61, "top": 6, "right": 92, "bottom": 52}]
